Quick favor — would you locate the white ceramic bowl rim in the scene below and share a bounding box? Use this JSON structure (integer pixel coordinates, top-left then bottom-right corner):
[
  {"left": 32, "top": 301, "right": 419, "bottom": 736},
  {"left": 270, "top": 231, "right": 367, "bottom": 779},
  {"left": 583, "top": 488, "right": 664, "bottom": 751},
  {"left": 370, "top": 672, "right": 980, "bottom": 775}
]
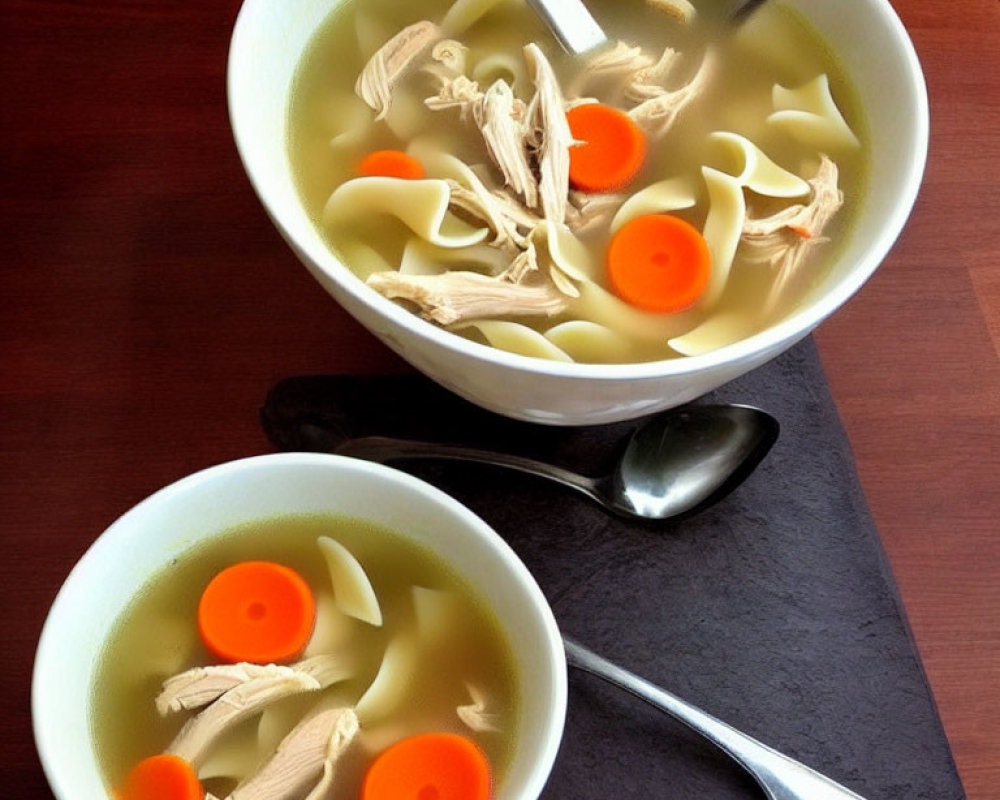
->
[{"left": 226, "top": 0, "right": 929, "bottom": 381}]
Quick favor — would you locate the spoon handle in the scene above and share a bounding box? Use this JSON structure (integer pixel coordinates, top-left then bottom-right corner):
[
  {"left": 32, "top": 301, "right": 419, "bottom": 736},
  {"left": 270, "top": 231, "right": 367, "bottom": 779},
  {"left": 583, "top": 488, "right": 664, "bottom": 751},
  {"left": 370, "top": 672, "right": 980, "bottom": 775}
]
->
[
  {"left": 563, "top": 638, "right": 868, "bottom": 800},
  {"left": 525, "top": 0, "right": 606, "bottom": 54},
  {"left": 336, "top": 436, "right": 602, "bottom": 502}
]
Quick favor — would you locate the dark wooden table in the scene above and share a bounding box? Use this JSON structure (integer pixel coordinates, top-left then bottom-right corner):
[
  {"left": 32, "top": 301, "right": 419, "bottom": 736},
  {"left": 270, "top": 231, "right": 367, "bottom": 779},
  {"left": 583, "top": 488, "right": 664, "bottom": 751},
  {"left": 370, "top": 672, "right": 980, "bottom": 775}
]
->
[{"left": 2, "top": 1, "right": 997, "bottom": 797}]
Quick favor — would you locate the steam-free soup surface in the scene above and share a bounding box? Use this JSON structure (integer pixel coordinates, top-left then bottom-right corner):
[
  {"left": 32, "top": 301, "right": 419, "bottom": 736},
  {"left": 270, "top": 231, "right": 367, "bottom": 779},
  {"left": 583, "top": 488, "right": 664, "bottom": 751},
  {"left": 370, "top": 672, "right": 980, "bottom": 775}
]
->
[
  {"left": 91, "top": 513, "right": 519, "bottom": 798},
  {"left": 288, "top": 0, "right": 867, "bottom": 363}
]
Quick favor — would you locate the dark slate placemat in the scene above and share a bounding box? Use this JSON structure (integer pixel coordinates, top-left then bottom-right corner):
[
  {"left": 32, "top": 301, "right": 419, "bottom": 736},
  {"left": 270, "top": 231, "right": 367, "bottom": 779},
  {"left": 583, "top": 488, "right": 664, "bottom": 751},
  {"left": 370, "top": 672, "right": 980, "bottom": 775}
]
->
[{"left": 259, "top": 338, "right": 964, "bottom": 800}]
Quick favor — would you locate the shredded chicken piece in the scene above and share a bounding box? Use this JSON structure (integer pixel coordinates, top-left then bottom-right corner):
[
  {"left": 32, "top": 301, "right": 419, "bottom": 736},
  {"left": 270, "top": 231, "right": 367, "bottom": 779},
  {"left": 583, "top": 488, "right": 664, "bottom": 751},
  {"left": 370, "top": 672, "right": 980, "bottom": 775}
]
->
[
  {"left": 167, "top": 671, "right": 322, "bottom": 767},
  {"left": 565, "top": 191, "right": 626, "bottom": 235},
  {"left": 498, "top": 237, "right": 539, "bottom": 283},
  {"left": 523, "top": 44, "right": 573, "bottom": 223},
  {"left": 457, "top": 683, "right": 501, "bottom": 733},
  {"left": 480, "top": 80, "right": 539, "bottom": 208},
  {"left": 156, "top": 655, "right": 351, "bottom": 717},
  {"left": 425, "top": 75, "right": 484, "bottom": 121},
  {"left": 742, "top": 154, "right": 843, "bottom": 242},
  {"left": 567, "top": 41, "right": 652, "bottom": 98},
  {"left": 647, "top": 0, "right": 697, "bottom": 24},
  {"left": 628, "top": 47, "right": 717, "bottom": 138},
  {"left": 624, "top": 46, "right": 683, "bottom": 103},
  {"left": 157, "top": 663, "right": 282, "bottom": 716},
  {"left": 356, "top": 21, "right": 442, "bottom": 120},
  {"left": 367, "top": 270, "right": 569, "bottom": 325},
  {"left": 491, "top": 189, "right": 542, "bottom": 230},
  {"left": 446, "top": 178, "right": 529, "bottom": 251},
  {"left": 229, "top": 707, "right": 359, "bottom": 800},
  {"left": 302, "top": 709, "right": 360, "bottom": 800},
  {"left": 740, "top": 155, "right": 844, "bottom": 312}
]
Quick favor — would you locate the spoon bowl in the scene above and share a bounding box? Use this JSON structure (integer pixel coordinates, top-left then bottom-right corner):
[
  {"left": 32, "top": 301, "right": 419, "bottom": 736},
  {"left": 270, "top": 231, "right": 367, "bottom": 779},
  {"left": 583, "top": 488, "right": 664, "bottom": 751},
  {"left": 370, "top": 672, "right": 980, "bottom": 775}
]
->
[
  {"left": 309, "top": 404, "right": 778, "bottom": 522},
  {"left": 610, "top": 404, "right": 779, "bottom": 519}
]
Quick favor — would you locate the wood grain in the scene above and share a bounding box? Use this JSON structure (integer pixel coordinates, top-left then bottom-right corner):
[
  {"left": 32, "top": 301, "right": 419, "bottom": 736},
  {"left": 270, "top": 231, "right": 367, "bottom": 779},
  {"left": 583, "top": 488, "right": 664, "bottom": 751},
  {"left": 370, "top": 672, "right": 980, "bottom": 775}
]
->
[
  {"left": 1, "top": 0, "right": 996, "bottom": 798},
  {"left": 812, "top": 3, "right": 1000, "bottom": 796}
]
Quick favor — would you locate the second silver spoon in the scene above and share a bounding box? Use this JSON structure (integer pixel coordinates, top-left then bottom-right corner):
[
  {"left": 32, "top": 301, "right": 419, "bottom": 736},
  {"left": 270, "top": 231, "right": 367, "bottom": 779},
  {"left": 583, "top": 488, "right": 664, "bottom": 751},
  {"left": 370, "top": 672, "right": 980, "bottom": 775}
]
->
[
  {"left": 564, "top": 637, "right": 868, "bottom": 800},
  {"left": 323, "top": 404, "right": 778, "bottom": 522}
]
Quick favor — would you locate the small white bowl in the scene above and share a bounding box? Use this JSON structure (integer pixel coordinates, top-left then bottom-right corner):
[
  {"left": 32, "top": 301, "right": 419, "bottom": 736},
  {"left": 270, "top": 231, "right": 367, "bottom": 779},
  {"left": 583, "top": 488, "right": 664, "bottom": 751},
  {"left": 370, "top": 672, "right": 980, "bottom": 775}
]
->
[
  {"left": 32, "top": 453, "right": 567, "bottom": 800},
  {"left": 227, "top": 0, "right": 928, "bottom": 424}
]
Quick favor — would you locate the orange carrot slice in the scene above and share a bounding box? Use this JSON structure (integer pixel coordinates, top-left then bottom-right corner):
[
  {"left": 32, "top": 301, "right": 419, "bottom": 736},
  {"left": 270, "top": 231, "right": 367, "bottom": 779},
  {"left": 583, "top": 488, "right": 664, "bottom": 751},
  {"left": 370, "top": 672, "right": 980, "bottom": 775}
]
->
[
  {"left": 566, "top": 103, "right": 647, "bottom": 193},
  {"left": 362, "top": 733, "right": 491, "bottom": 800},
  {"left": 198, "top": 561, "right": 315, "bottom": 664},
  {"left": 606, "top": 214, "right": 711, "bottom": 313},
  {"left": 116, "top": 754, "right": 202, "bottom": 800},
  {"left": 357, "top": 149, "right": 426, "bottom": 180}
]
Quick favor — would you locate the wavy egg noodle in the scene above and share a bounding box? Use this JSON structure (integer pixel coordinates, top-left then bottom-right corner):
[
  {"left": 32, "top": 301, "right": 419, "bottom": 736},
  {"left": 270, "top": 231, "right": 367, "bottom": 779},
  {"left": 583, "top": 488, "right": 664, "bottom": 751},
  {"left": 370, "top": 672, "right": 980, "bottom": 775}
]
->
[
  {"left": 323, "top": 177, "right": 488, "bottom": 249},
  {"left": 543, "top": 320, "right": 637, "bottom": 364},
  {"left": 610, "top": 175, "right": 698, "bottom": 233},
  {"left": 708, "top": 131, "right": 810, "bottom": 197},
  {"left": 669, "top": 264, "right": 773, "bottom": 355},
  {"left": 400, "top": 238, "right": 511, "bottom": 276},
  {"left": 355, "top": 634, "right": 419, "bottom": 725},
  {"left": 668, "top": 309, "right": 761, "bottom": 356},
  {"left": 569, "top": 280, "right": 700, "bottom": 345},
  {"left": 768, "top": 74, "right": 861, "bottom": 152},
  {"left": 318, "top": 536, "right": 383, "bottom": 627},
  {"left": 698, "top": 166, "right": 746, "bottom": 310},
  {"left": 529, "top": 221, "right": 598, "bottom": 284},
  {"left": 463, "top": 320, "right": 574, "bottom": 361}
]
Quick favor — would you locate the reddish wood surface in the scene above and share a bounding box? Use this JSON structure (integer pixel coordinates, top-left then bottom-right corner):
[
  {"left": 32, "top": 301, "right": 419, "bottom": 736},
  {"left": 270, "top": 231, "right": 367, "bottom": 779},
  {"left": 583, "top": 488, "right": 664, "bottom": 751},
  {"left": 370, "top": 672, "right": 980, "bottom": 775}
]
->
[{"left": 1, "top": 1, "right": 996, "bottom": 798}]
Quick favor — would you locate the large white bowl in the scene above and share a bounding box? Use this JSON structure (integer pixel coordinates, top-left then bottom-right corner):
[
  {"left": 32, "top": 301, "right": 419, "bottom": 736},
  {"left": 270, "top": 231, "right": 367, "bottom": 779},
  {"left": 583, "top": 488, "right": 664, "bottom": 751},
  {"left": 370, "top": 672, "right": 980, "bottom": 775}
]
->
[
  {"left": 227, "top": 0, "right": 928, "bottom": 425},
  {"left": 32, "top": 453, "right": 567, "bottom": 800}
]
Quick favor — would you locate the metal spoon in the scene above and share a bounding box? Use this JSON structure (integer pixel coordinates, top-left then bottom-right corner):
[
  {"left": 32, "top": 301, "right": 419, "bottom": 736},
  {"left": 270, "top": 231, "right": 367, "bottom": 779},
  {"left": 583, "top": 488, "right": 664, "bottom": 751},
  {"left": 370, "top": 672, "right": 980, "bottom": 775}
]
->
[
  {"left": 564, "top": 638, "right": 868, "bottom": 800},
  {"left": 324, "top": 404, "right": 778, "bottom": 522},
  {"left": 527, "top": 0, "right": 770, "bottom": 55}
]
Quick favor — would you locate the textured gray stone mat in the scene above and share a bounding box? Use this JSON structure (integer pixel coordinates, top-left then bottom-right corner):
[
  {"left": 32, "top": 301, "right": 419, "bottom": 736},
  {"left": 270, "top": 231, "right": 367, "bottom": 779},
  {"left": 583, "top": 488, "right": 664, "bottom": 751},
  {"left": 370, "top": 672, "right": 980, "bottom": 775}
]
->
[{"left": 261, "top": 337, "right": 964, "bottom": 800}]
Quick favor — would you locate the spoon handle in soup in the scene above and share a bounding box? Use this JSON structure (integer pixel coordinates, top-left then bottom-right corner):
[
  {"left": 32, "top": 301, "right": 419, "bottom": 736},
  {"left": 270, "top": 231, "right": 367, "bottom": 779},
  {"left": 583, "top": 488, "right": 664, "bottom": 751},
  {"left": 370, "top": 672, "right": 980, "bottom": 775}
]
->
[
  {"left": 563, "top": 638, "right": 868, "bottom": 800},
  {"left": 525, "top": 0, "right": 607, "bottom": 55},
  {"left": 335, "top": 436, "right": 603, "bottom": 501}
]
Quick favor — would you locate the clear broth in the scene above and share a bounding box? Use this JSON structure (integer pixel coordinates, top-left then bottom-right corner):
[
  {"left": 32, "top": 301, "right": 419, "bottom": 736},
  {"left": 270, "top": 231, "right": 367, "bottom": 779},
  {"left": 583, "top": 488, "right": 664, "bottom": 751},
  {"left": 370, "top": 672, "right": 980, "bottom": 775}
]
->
[
  {"left": 90, "top": 513, "right": 520, "bottom": 797},
  {"left": 286, "top": 0, "right": 868, "bottom": 361}
]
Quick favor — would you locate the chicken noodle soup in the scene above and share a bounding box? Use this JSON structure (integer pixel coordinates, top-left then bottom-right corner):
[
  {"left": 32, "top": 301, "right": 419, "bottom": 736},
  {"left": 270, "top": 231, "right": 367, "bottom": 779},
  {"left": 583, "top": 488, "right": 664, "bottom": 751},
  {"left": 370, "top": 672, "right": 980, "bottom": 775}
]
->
[
  {"left": 91, "top": 514, "right": 519, "bottom": 799},
  {"left": 288, "top": 0, "right": 867, "bottom": 364}
]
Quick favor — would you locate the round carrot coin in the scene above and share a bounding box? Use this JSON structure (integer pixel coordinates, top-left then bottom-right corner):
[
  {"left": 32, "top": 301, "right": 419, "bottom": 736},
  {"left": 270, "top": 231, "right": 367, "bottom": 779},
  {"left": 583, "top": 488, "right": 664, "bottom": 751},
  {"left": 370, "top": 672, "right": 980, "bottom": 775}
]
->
[
  {"left": 116, "top": 754, "right": 202, "bottom": 800},
  {"left": 607, "top": 214, "right": 712, "bottom": 314},
  {"left": 197, "top": 561, "right": 315, "bottom": 664},
  {"left": 566, "top": 103, "right": 647, "bottom": 193},
  {"left": 362, "top": 733, "right": 491, "bottom": 800}
]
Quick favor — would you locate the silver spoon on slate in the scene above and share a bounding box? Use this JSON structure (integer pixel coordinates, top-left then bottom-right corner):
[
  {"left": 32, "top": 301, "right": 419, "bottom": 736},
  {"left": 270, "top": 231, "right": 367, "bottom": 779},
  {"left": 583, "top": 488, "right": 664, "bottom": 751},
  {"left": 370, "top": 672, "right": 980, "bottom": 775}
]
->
[
  {"left": 318, "top": 404, "right": 778, "bottom": 522},
  {"left": 564, "top": 638, "right": 868, "bottom": 800}
]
